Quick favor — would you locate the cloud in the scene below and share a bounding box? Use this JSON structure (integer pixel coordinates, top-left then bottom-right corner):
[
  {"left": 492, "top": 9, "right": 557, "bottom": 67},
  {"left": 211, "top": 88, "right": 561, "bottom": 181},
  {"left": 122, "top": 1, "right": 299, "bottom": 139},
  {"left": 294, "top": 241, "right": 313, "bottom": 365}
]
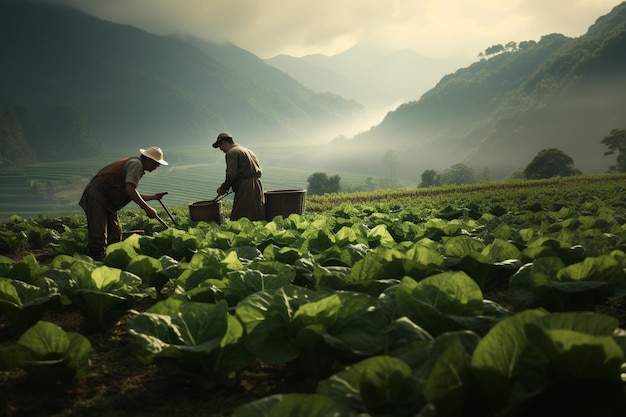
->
[{"left": 45, "top": 0, "right": 621, "bottom": 60}]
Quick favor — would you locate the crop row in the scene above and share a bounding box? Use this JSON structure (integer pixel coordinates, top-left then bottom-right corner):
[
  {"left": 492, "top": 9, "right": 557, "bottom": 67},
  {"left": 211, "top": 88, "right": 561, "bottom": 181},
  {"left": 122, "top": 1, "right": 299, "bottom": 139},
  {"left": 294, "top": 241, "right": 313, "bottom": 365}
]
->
[{"left": 1, "top": 175, "right": 626, "bottom": 416}]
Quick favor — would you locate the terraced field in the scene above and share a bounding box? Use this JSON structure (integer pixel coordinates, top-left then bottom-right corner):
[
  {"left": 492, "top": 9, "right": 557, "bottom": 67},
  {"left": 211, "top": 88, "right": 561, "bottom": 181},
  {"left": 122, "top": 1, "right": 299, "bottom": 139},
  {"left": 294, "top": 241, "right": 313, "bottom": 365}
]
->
[{"left": 0, "top": 146, "right": 372, "bottom": 219}]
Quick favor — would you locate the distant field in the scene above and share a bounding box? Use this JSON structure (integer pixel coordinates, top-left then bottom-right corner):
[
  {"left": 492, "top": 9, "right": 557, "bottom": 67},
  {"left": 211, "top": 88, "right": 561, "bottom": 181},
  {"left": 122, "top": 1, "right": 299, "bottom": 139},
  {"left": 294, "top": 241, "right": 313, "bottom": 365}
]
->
[{"left": 0, "top": 145, "right": 374, "bottom": 219}]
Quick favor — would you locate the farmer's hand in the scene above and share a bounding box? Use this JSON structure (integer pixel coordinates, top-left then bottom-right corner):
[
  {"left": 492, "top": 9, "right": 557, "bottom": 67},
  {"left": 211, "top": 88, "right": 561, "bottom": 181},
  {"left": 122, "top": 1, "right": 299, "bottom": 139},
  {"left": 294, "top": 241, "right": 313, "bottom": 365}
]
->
[
  {"left": 154, "top": 192, "right": 168, "bottom": 200},
  {"left": 217, "top": 187, "right": 224, "bottom": 195},
  {"left": 144, "top": 207, "right": 158, "bottom": 219}
]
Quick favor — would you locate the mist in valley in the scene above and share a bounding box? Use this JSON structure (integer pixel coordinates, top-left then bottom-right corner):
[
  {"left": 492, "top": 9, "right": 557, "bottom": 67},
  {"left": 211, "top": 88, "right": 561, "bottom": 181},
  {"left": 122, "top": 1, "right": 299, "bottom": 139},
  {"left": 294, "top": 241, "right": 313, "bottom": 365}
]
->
[{"left": 1, "top": 0, "right": 624, "bottom": 220}]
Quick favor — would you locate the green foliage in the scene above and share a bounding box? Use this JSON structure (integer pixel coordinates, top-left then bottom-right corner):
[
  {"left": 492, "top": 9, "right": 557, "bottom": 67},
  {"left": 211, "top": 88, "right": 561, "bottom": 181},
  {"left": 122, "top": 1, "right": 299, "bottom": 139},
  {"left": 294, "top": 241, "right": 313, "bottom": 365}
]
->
[
  {"left": 0, "top": 276, "right": 61, "bottom": 331},
  {"left": 395, "top": 272, "right": 506, "bottom": 336},
  {"left": 127, "top": 299, "right": 253, "bottom": 390},
  {"left": 0, "top": 214, "right": 85, "bottom": 254},
  {"left": 510, "top": 251, "right": 626, "bottom": 311},
  {"left": 471, "top": 309, "right": 625, "bottom": 415},
  {"left": 3, "top": 253, "right": 46, "bottom": 284},
  {"left": 232, "top": 393, "right": 351, "bottom": 417},
  {"left": 239, "top": 286, "right": 389, "bottom": 379},
  {"left": 601, "top": 128, "right": 626, "bottom": 172},
  {"left": 45, "top": 257, "right": 156, "bottom": 330},
  {"left": 236, "top": 305, "right": 626, "bottom": 416},
  {"left": 484, "top": 44, "right": 505, "bottom": 56},
  {"left": 0, "top": 101, "right": 103, "bottom": 169},
  {"left": 440, "top": 163, "right": 476, "bottom": 185},
  {"left": 0, "top": 320, "right": 92, "bottom": 386},
  {"left": 420, "top": 169, "right": 441, "bottom": 187},
  {"left": 0, "top": 101, "right": 37, "bottom": 168},
  {"left": 3, "top": 174, "right": 626, "bottom": 415},
  {"left": 523, "top": 147, "right": 582, "bottom": 179},
  {"left": 307, "top": 172, "right": 341, "bottom": 195}
]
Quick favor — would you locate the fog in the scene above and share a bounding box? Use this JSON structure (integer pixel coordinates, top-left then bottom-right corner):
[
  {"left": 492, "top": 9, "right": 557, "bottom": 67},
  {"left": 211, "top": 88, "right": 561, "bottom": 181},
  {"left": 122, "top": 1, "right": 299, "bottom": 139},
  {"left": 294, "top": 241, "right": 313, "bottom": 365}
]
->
[{"left": 40, "top": 0, "right": 620, "bottom": 62}]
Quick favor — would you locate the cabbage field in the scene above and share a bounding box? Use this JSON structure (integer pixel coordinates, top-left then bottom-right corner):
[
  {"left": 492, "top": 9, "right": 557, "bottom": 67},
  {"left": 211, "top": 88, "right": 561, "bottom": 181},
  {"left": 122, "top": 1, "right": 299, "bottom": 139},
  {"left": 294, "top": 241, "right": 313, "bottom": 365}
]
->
[{"left": 1, "top": 174, "right": 626, "bottom": 417}]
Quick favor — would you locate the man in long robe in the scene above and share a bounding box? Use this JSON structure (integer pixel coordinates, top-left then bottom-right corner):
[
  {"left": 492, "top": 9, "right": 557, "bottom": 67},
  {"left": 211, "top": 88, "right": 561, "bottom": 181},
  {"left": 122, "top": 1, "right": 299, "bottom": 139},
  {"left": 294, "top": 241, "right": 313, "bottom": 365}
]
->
[{"left": 212, "top": 133, "right": 265, "bottom": 221}]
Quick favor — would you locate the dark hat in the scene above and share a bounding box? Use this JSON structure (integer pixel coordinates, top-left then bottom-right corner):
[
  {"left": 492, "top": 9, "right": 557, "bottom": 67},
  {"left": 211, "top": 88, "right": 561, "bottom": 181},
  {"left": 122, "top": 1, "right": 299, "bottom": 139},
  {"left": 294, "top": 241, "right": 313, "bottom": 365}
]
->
[{"left": 212, "top": 132, "right": 233, "bottom": 148}]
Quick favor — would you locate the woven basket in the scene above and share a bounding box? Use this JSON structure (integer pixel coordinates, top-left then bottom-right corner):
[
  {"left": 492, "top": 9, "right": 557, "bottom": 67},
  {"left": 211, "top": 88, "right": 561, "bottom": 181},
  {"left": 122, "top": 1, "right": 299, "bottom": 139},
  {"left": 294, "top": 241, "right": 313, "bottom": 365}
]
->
[
  {"left": 264, "top": 189, "right": 306, "bottom": 221},
  {"left": 122, "top": 230, "right": 145, "bottom": 240},
  {"left": 188, "top": 200, "right": 223, "bottom": 223}
]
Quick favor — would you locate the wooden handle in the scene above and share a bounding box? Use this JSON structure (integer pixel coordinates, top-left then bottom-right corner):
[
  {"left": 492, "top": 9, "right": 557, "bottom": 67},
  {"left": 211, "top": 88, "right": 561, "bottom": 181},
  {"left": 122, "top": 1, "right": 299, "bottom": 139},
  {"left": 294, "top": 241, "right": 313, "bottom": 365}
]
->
[{"left": 155, "top": 215, "right": 169, "bottom": 229}]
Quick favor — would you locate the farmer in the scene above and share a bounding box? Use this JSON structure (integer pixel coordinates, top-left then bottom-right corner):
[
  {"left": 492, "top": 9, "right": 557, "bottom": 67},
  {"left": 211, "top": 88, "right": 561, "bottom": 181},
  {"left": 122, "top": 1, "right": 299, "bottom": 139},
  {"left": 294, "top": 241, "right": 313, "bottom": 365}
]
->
[
  {"left": 212, "top": 132, "right": 265, "bottom": 221},
  {"left": 79, "top": 147, "right": 168, "bottom": 260}
]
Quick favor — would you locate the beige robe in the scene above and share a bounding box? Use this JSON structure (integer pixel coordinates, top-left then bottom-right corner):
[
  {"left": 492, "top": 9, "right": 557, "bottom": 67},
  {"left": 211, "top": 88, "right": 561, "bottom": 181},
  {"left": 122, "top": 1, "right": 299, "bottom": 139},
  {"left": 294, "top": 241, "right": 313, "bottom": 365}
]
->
[{"left": 219, "top": 144, "right": 265, "bottom": 221}]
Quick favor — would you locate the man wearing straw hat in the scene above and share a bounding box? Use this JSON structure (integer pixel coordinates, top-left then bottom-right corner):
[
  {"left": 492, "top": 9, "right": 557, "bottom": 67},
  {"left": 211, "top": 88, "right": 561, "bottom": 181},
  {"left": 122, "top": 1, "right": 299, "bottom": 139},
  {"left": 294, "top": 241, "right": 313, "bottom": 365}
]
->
[
  {"left": 212, "top": 132, "right": 265, "bottom": 221},
  {"left": 79, "top": 147, "right": 168, "bottom": 260}
]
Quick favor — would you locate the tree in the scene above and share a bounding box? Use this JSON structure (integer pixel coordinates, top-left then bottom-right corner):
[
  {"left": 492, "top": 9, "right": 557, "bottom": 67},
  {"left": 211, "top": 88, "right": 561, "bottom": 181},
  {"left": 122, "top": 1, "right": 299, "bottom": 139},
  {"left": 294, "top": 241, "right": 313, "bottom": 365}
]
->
[
  {"left": 523, "top": 147, "right": 582, "bottom": 179},
  {"left": 518, "top": 40, "right": 537, "bottom": 50},
  {"left": 419, "top": 169, "right": 441, "bottom": 188},
  {"left": 327, "top": 174, "right": 341, "bottom": 193},
  {"left": 306, "top": 172, "right": 341, "bottom": 195},
  {"left": 600, "top": 128, "right": 626, "bottom": 172},
  {"left": 505, "top": 41, "right": 517, "bottom": 52},
  {"left": 485, "top": 44, "right": 505, "bottom": 56},
  {"left": 440, "top": 163, "right": 475, "bottom": 185}
]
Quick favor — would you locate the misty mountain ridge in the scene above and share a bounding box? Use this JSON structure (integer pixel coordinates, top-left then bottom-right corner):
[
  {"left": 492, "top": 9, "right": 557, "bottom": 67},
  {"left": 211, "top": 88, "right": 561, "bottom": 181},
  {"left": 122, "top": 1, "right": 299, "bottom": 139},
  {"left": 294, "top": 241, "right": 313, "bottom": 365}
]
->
[
  {"left": 0, "top": 0, "right": 624, "bottom": 184},
  {"left": 0, "top": 0, "right": 361, "bottom": 167},
  {"left": 266, "top": 41, "right": 464, "bottom": 110},
  {"left": 298, "top": 2, "right": 626, "bottom": 180}
]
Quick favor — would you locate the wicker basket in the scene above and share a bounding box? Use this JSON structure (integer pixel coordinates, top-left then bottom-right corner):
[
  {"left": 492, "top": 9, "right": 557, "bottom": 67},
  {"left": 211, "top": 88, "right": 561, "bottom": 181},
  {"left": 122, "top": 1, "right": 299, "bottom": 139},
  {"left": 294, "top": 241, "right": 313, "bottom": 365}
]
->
[
  {"left": 122, "top": 230, "right": 144, "bottom": 240},
  {"left": 264, "top": 189, "right": 306, "bottom": 221},
  {"left": 188, "top": 200, "right": 223, "bottom": 223}
]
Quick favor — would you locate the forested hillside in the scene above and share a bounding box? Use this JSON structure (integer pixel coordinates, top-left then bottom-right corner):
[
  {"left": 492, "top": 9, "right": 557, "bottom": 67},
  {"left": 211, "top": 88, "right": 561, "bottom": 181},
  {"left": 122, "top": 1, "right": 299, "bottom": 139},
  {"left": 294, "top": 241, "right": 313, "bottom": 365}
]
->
[
  {"left": 300, "top": 2, "right": 626, "bottom": 180},
  {"left": 0, "top": 0, "right": 360, "bottom": 168},
  {"left": 2, "top": 0, "right": 625, "bottom": 179}
]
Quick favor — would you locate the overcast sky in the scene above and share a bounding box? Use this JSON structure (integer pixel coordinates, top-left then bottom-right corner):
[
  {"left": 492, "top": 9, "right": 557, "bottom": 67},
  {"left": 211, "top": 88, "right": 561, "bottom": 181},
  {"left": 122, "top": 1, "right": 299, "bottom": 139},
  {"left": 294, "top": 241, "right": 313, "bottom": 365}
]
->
[{"left": 43, "top": 0, "right": 622, "bottom": 61}]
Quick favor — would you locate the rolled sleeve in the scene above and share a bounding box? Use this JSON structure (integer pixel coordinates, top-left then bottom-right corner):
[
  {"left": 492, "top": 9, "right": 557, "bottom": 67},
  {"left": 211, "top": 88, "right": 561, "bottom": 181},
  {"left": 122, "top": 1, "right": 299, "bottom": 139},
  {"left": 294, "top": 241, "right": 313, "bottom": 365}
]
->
[{"left": 124, "top": 159, "right": 144, "bottom": 186}]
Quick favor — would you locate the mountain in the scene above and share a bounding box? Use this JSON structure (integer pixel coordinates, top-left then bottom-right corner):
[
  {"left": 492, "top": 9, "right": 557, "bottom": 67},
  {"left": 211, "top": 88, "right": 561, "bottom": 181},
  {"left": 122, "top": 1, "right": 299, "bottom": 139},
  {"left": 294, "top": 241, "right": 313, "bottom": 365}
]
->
[
  {"left": 298, "top": 2, "right": 626, "bottom": 180},
  {"left": 3, "top": 0, "right": 624, "bottom": 182},
  {"left": 0, "top": 0, "right": 361, "bottom": 167},
  {"left": 266, "top": 42, "right": 463, "bottom": 110}
]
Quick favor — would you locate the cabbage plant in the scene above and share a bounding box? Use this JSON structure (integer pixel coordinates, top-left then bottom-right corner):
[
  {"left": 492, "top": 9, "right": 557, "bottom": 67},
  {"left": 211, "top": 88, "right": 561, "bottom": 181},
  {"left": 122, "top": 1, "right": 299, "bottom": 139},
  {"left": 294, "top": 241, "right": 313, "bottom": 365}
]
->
[
  {"left": 238, "top": 286, "right": 389, "bottom": 380},
  {"left": 471, "top": 309, "right": 626, "bottom": 416},
  {"left": 0, "top": 320, "right": 91, "bottom": 386},
  {"left": 235, "top": 331, "right": 480, "bottom": 417},
  {"left": 45, "top": 258, "right": 156, "bottom": 330},
  {"left": 0, "top": 276, "right": 60, "bottom": 330},
  {"left": 510, "top": 250, "right": 626, "bottom": 311},
  {"left": 127, "top": 298, "right": 253, "bottom": 389}
]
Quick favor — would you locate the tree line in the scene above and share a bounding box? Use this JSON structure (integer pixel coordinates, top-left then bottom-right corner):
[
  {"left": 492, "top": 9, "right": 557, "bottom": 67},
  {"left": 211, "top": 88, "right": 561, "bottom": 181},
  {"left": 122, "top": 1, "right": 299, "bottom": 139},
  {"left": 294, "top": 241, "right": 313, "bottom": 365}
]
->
[{"left": 307, "top": 129, "right": 626, "bottom": 195}]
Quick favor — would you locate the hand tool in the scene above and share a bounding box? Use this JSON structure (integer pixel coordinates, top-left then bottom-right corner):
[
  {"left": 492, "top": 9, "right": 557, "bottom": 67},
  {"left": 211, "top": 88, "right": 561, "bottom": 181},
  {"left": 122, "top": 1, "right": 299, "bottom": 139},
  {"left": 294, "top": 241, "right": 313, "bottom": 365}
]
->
[
  {"left": 156, "top": 192, "right": 179, "bottom": 226},
  {"left": 210, "top": 189, "right": 233, "bottom": 202},
  {"left": 155, "top": 214, "right": 169, "bottom": 229}
]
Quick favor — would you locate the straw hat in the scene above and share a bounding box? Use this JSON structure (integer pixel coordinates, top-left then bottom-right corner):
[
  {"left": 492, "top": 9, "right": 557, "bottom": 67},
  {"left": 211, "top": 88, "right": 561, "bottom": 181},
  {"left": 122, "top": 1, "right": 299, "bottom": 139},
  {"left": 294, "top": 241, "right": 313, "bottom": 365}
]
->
[{"left": 140, "top": 147, "right": 168, "bottom": 165}]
